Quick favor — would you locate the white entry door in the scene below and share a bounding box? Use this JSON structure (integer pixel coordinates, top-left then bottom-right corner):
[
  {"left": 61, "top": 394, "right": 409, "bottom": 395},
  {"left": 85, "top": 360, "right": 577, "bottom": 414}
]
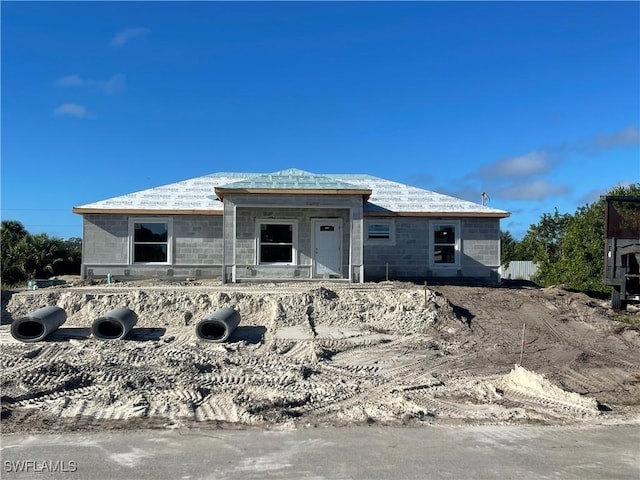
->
[{"left": 313, "top": 219, "right": 342, "bottom": 278}]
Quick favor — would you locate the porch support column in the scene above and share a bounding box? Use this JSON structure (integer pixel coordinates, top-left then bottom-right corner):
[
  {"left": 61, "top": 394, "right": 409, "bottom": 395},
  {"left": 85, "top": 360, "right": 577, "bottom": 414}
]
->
[
  {"left": 349, "top": 203, "right": 365, "bottom": 283},
  {"left": 222, "top": 198, "right": 236, "bottom": 283}
]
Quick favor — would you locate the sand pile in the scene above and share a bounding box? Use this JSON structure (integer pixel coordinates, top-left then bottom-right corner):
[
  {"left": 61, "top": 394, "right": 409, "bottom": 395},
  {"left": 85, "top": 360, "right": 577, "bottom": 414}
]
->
[
  {"left": 500, "top": 364, "right": 600, "bottom": 417},
  {"left": 4, "top": 284, "right": 452, "bottom": 334},
  {"left": 1, "top": 282, "right": 638, "bottom": 433}
]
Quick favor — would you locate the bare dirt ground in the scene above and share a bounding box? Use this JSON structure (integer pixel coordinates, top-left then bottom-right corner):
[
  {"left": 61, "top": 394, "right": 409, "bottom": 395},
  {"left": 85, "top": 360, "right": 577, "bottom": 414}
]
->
[{"left": 1, "top": 279, "right": 639, "bottom": 433}]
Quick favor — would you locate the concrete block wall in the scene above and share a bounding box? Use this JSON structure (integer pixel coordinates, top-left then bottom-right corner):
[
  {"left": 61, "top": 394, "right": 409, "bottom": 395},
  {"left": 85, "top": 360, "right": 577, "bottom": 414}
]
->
[
  {"left": 223, "top": 194, "right": 363, "bottom": 282},
  {"left": 364, "top": 216, "right": 502, "bottom": 282},
  {"left": 460, "top": 218, "right": 501, "bottom": 269},
  {"left": 364, "top": 217, "right": 429, "bottom": 280},
  {"left": 235, "top": 265, "right": 312, "bottom": 281},
  {"left": 234, "top": 207, "right": 350, "bottom": 267},
  {"left": 83, "top": 214, "right": 129, "bottom": 264},
  {"left": 174, "top": 216, "right": 223, "bottom": 265},
  {"left": 81, "top": 214, "right": 223, "bottom": 279},
  {"left": 80, "top": 208, "right": 501, "bottom": 284},
  {"left": 84, "top": 265, "right": 222, "bottom": 280}
]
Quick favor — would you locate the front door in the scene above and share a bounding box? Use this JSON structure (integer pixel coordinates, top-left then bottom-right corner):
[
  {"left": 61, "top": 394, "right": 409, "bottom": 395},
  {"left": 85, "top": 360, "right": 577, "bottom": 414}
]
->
[{"left": 313, "top": 219, "right": 342, "bottom": 278}]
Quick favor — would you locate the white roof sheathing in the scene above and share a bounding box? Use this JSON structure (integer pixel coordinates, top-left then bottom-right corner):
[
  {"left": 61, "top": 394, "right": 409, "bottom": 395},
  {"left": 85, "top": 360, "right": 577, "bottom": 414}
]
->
[
  {"left": 217, "top": 168, "right": 366, "bottom": 191},
  {"left": 329, "top": 174, "right": 507, "bottom": 215},
  {"left": 74, "top": 170, "right": 509, "bottom": 217},
  {"left": 73, "top": 174, "right": 240, "bottom": 213}
]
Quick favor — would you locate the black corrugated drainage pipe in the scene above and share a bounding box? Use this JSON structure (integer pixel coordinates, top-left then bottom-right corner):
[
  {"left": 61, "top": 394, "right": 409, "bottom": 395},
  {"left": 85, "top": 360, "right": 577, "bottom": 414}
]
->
[
  {"left": 10, "top": 306, "right": 67, "bottom": 342},
  {"left": 92, "top": 307, "right": 138, "bottom": 340},
  {"left": 196, "top": 307, "right": 240, "bottom": 343}
]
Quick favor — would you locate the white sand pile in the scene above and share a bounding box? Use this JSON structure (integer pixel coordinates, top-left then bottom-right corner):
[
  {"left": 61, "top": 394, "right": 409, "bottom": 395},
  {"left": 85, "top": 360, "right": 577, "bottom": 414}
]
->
[
  {"left": 501, "top": 364, "right": 600, "bottom": 416},
  {"left": 3, "top": 284, "right": 455, "bottom": 334},
  {"left": 3, "top": 282, "right": 637, "bottom": 433}
]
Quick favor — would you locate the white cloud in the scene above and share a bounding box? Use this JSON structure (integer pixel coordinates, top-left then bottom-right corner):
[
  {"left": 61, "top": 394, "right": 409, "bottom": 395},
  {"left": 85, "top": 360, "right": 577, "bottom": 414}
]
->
[
  {"left": 470, "top": 125, "right": 637, "bottom": 186},
  {"left": 500, "top": 179, "right": 570, "bottom": 200},
  {"left": 594, "top": 125, "right": 640, "bottom": 150},
  {"left": 56, "top": 73, "right": 126, "bottom": 94},
  {"left": 53, "top": 103, "right": 92, "bottom": 118},
  {"left": 474, "top": 151, "right": 551, "bottom": 180},
  {"left": 580, "top": 181, "right": 635, "bottom": 205},
  {"left": 96, "top": 73, "right": 126, "bottom": 94},
  {"left": 55, "top": 74, "right": 84, "bottom": 87},
  {"left": 110, "top": 27, "right": 149, "bottom": 47},
  {"left": 558, "top": 125, "right": 640, "bottom": 155}
]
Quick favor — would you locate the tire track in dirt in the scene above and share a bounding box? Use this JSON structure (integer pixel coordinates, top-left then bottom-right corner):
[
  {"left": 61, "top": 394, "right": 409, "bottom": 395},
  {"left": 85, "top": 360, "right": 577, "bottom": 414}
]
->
[
  {"left": 2, "top": 282, "right": 638, "bottom": 432},
  {"left": 498, "top": 388, "right": 599, "bottom": 418},
  {"left": 558, "top": 368, "right": 609, "bottom": 396}
]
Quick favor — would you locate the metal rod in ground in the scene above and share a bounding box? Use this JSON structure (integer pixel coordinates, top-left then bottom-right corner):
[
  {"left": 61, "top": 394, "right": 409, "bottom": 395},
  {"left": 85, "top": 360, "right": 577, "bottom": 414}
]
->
[
  {"left": 424, "top": 281, "right": 428, "bottom": 308},
  {"left": 386, "top": 262, "right": 389, "bottom": 281},
  {"left": 519, "top": 323, "right": 526, "bottom": 365}
]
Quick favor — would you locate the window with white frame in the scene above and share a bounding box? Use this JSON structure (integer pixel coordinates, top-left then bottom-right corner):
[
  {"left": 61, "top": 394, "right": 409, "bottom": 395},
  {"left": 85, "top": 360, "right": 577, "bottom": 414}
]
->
[
  {"left": 130, "top": 219, "right": 171, "bottom": 263},
  {"left": 432, "top": 222, "right": 459, "bottom": 265},
  {"left": 365, "top": 219, "right": 395, "bottom": 244},
  {"left": 258, "top": 221, "right": 296, "bottom": 264}
]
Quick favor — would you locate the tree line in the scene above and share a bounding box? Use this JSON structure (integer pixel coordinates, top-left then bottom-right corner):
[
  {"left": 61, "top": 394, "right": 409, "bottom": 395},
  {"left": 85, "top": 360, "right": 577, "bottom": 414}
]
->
[
  {"left": 1, "top": 221, "right": 82, "bottom": 286},
  {"left": 501, "top": 183, "right": 640, "bottom": 293}
]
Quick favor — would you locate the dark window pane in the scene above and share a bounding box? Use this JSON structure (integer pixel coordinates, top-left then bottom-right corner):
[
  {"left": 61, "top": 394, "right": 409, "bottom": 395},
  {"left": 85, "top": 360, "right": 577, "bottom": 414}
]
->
[
  {"left": 434, "top": 246, "right": 455, "bottom": 264},
  {"left": 135, "top": 223, "right": 168, "bottom": 242},
  {"left": 368, "top": 224, "right": 390, "bottom": 239},
  {"left": 134, "top": 244, "right": 167, "bottom": 262},
  {"left": 261, "top": 224, "right": 292, "bottom": 244},
  {"left": 261, "top": 245, "right": 292, "bottom": 263},
  {"left": 434, "top": 226, "right": 455, "bottom": 244}
]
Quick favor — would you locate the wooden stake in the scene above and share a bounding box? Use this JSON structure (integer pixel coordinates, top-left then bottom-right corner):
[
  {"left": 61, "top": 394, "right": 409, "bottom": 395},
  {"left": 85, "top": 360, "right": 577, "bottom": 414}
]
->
[
  {"left": 519, "top": 323, "right": 526, "bottom": 365},
  {"left": 424, "top": 281, "right": 428, "bottom": 308}
]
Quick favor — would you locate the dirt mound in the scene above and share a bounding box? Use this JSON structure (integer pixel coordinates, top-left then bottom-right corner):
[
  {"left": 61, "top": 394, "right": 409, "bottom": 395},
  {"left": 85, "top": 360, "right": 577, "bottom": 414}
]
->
[
  {"left": 501, "top": 364, "right": 600, "bottom": 417},
  {"left": 1, "top": 282, "right": 638, "bottom": 433}
]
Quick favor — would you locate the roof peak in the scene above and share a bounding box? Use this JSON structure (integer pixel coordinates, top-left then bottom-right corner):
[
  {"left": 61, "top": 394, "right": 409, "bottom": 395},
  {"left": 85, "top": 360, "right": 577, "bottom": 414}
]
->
[
  {"left": 215, "top": 168, "right": 369, "bottom": 194},
  {"left": 272, "top": 168, "right": 314, "bottom": 176}
]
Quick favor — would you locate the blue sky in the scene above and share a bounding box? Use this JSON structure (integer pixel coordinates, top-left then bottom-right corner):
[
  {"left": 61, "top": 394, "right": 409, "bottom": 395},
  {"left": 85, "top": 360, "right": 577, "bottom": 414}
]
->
[{"left": 2, "top": 1, "right": 639, "bottom": 240}]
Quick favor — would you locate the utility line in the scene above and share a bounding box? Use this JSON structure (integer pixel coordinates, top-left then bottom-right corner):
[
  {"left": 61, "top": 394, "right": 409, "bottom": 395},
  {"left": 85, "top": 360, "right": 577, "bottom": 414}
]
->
[{"left": 1, "top": 209, "right": 71, "bottom": 211}]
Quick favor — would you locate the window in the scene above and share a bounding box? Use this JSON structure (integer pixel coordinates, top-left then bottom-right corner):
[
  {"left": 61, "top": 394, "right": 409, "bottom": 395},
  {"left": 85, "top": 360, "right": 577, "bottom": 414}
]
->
[
  {"left": 432, "top": 222, "right": 459, "bottom": 265},
  {"left": 131, "top": 219, "right": 171, "bottom": 263},
  {"left": 365, "top": 219, "right": 395, "bottom": 245},
  {"left": 258, "top": 221, "right": 296, "bottom": 264}
]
